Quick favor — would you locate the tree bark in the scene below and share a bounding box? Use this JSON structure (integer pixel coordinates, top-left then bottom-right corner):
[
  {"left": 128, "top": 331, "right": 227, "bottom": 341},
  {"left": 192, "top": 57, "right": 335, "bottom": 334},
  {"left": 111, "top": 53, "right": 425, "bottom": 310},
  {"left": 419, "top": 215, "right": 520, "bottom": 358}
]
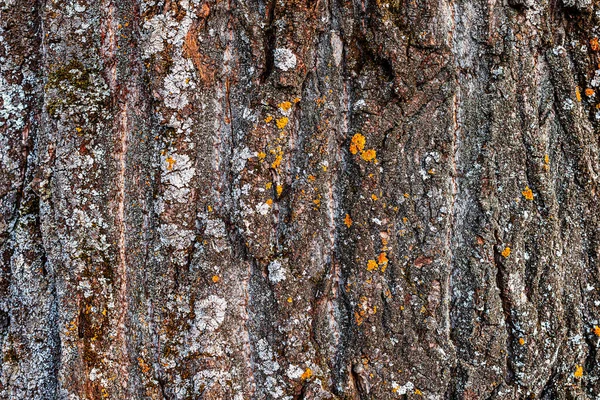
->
[{"left": 1, "top": 0, "right": 599, "bottom": 398}]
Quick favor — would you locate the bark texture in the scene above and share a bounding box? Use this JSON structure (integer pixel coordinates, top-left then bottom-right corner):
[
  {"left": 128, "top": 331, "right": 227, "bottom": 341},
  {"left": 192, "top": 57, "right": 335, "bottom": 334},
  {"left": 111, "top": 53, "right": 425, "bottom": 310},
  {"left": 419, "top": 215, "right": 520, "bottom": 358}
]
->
[{"left": 1, "top": 0, "right": 600, "bottom": 398}]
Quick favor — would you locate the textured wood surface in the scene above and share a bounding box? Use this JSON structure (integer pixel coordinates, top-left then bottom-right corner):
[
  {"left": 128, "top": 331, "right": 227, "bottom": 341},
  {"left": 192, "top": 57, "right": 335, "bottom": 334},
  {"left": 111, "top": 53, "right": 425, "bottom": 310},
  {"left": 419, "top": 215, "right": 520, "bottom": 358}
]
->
[{"left": 0, "top": 0, "right": 599, "bottom": 398}]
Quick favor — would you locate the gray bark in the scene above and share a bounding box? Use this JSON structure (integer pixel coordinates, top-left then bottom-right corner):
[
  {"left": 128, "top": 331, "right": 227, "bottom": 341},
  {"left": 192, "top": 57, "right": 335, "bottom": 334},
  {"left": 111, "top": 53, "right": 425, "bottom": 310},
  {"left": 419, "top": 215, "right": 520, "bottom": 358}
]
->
[{"left": 0, "top": 0, "right": 599, "bottom": 398}]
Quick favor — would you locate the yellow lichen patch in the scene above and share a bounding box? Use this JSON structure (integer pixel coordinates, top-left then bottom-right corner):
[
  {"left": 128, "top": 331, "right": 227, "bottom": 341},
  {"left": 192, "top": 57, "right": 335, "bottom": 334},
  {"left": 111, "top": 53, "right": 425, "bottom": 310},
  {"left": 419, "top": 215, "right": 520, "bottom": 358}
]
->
[
  {"left": 307, "top": 174, "right": 316, "bottom": 181},
  {"left": 576, "top": 86, "right": 582, "bottom": 102},
  {"left": 522, "top": 186, "right": 534, "bottom": 200},
  {"left": 271, "top": 154, "right": 283, "bottom": 169},
  {"left": 403, "top": 193, "right": 410, "bottom": 198},
  {"left": 501, "top": 247, "right": 511, "bottom": 258},
  {"left": 371, "top": 194, "right": 378, "bottom": 201},
  {"left": 293, "top": 97, "right": 301, "bottom": 103},
  {"left": 586, "top": 88, "right": 595, "bottom": 97},
  {"left": 276, "top": 116, "right": 289, "bottom": 129},
  {"left": 378, "top": 252, "right": 388, "bottom": 265},
  {"left": 361, "top": 149, "right": 377, "bottom": 162},
  {"left": 138, "top": 357, "right": 151, "bottom": 374},
  {"left": 415, "top": 389, "right": 423, "bottom": 396},
  {"left": 266, "top": 199, "right": 273, "bottom": 206},
  {"left": 354, "top": 311, "right": 364, "bottom": 325},
  {"left": 287, "top": 297, "right": 293, "bottom": 303},
  {"left": 518, "top": 337, "right": 525, "bottom": 345},
  {"left": 591, "top": 37, "right": 600, "bottom": 51},
  {"left": 350, "top": 133, "right": 366, "bottom": 154},
  {"left": 212, "top": 275, "right": 220, "bottom": 283},
  {"left": 278, "top": 101, "right": 292, "bottom": 112},
  {"left": 301, "top": 368, "right": 313, "bottom": 380},
  {"left": 265, "top": 115, "right": 273, "bottom": 123},
  {"left": 574, "top": 365, "right": 583, "bottom": 378},
  {"left": 76, "top": 126, "right": 82, "bottom": 133},
  {"left": 544, "top": 154, "right": 550, "bottom": 164},
  {"left": 266, "top": 182, "right": 272, "bottom": 189},
  {"left": 276, "top": 185, "right": 283, "bottom": 196},
  {"left": 312, "top": 198, "right": 321, "bottom": 207},
  {"left": 593, "top": 326, "right": 600, "bottom": 336},
  {"left": 165, "top": 156, "right": 176, "bottom": 171},
  {"left": 367, "top": 259, "right": 378, "bottom": 271},
  {"left": 257, "top": 151, "right": 266, "bottom": 161},
  {"left": 344, "top": 214, "right": 353, "bottom": 228}
]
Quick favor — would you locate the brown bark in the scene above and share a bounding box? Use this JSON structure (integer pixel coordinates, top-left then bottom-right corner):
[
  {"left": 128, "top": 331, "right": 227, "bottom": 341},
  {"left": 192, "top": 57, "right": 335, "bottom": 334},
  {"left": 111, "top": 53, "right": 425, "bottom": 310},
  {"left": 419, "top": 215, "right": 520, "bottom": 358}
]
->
[{"left": 0, "top": 0, "right": 599, "bottom": 398}]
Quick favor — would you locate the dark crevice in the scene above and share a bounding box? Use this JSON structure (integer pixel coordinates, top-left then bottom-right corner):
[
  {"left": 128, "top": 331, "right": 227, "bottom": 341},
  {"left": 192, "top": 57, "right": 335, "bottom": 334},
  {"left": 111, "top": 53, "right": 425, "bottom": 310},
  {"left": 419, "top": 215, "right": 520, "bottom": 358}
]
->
[{"left": 259, "top": 0, "right": 277, "bottom": 84}]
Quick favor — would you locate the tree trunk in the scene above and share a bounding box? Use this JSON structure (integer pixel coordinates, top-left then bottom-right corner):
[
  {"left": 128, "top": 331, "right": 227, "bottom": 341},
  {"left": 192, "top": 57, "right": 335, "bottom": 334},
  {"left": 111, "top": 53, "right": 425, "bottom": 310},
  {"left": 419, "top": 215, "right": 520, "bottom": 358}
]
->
[{"left": 1, "top": 0, "right": 599, "bottom": 398}]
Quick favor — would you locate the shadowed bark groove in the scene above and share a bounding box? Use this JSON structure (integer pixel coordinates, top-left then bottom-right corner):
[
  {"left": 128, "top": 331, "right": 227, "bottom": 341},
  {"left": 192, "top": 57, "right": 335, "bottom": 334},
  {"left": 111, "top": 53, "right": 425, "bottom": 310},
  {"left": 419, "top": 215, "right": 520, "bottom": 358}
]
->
[{"left": 1, "top": 0, "right": 599, "bottom": 399}]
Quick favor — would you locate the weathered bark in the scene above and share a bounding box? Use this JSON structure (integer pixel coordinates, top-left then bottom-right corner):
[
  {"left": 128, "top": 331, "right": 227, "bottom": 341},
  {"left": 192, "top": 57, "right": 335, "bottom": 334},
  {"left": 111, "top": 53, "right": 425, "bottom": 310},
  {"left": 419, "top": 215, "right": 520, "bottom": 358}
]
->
[{"left": 0, "top": 0, "right": 599, "bottom": 398}]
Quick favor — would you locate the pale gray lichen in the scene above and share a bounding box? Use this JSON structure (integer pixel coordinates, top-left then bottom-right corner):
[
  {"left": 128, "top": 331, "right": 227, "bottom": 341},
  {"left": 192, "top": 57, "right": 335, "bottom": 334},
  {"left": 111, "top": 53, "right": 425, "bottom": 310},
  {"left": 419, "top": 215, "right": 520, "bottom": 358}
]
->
[{"left": 274, "top": 48, "right": 297, "bottom": 71}]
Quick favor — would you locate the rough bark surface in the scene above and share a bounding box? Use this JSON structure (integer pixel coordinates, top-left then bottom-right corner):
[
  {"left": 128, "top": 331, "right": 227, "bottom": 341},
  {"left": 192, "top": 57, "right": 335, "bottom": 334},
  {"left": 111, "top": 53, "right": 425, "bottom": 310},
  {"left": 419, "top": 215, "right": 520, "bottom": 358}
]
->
[{"left": 1, "top": 0, "right": 599, "bottom": 398}]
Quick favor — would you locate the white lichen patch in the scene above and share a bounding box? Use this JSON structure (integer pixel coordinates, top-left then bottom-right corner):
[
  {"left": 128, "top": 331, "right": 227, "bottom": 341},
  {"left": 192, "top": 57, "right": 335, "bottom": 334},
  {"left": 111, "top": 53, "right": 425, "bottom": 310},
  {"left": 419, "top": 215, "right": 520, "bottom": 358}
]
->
[
  {"left": 286, "top": 364, "right": 304, "bottom": 380},
  {"left": 192, "top": 295, "right": 227, "bottom": 333},
  {"left": 274, "top": 48, "right": 297, "bottom": 71},
  {"left": 268, "top": 260, "right": 286, "bottom": 284},
  {"left": 162, "top": 153, "right": 195, "bottom": 203},
  {"left": 160, "top": 57, "right": 196, "bottom": 109},
  {"left": 256, "top": 339, "right": 280, "bottom": 376},
  {"left": 158, "top": 223, "right": 195, "bottom": 250},
  {"left": 193, "top": 369, "right": 232, "bottom": 396},
  {"left": 256, "top": 201, "right": 271, "bottom": 215},
  {"left": 232, "top": 146, "right": 255, "bottom": 173},
  {"left": 392, "top": 381, "right": 414, "bottom": 395}
]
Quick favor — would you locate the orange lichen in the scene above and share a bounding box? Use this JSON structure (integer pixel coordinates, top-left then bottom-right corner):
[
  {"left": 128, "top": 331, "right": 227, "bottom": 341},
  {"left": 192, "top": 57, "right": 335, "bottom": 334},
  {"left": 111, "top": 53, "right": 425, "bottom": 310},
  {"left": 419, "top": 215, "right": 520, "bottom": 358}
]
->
[
  {"left": 518, "top": 337, "right": 525, "bottom": 345},
  {"left": 354, "top": 311, "right": 364, "bottom": 325},
  {"left": 165, "top": 156, "right": 176, "bottom": 171},
  {"left": 415, "top": 389, "right": 423, "bottom": 396},
  {"left": 301, "top": 368, "right": 313, "bottom": 380},
  {"left": 574, "top": 365, "right": 583, "bottom": 378},
  {"left": 522, "top": 186, "right": 534, "bottom": 200},
  {"left": 544, "top": 154, "right": 550, "bottom": 164},
  {"left": 287, "top": 297, "right": 293, "bottom": 303},
  {"left": 350, "top": 133, "right": 366, "bottom": 154},
  {"left": 367, "top": 259, "right": 378, "bottom": 271},
  {"left": 371, "top": 194, "right": 378, "bottom": 201},
  {"left": 344, "top": 214, "right": 353, "bottom": 228},
  {"left": 271, "top": 154, "right": 283, "bottom": 169},
  {"left": 278, "top": 101, "right": 292, "bottom": 111},
  {"left": 576, "top": 86, "right": 582, "bottom": 102},
  {"left": 276, "top": 185, "right": 283, "bottom": 196},
  {"left": 308, "top": 175, "right": 316, "bottom": 181},
  {"left": 586, "top": 88, "right": 595, "bottom": 97},
  {"left": 257, "top": 151, "right": 266, "bottom": 161},
  {"left": 266, "top": 199, "right": 273, "bottom": 206},
  {"left": 378, "top": 252, "right": 388, "bottom": 265},
  {"left": 265, "top": 115, "right": 273, "bottom": 123},
  {"left": 403, "top": 193, "right": 410, "bottom": 198},
  {"left": 276, "top": 116, "right": 289, "bottom": 129},
  {"left": 593, "top": 326, "right": 600, "bottom": 336},
  {"left": 266, "top": 182, "right": 273, "bottom": 189},
  {"left": 361, "top": 149, "right": 377, "bottom": 162},
  {"left": 501, "top": 247, "right": 511, "bottom": 258},
  {"left": 138, "top": 357, "right": 151, "bottom": 374},
  {"left": 212, "top": 275, "right": 220, "bottom": 283},
  {"left": 591, "top": 37, "right": 600, "bottom": 51}
]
